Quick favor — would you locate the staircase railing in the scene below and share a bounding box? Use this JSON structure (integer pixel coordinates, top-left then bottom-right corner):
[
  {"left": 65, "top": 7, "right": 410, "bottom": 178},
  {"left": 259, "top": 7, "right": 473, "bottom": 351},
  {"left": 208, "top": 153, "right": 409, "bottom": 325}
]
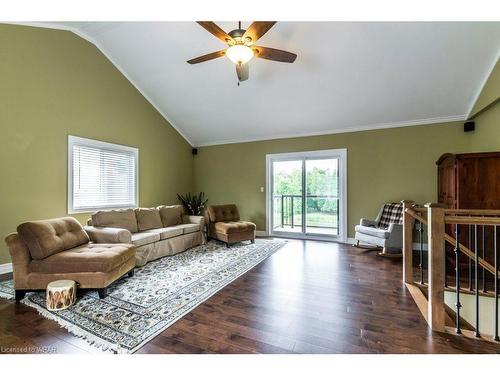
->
[{"left": 402, "top": 200, "right": 500, "bottom": 342}]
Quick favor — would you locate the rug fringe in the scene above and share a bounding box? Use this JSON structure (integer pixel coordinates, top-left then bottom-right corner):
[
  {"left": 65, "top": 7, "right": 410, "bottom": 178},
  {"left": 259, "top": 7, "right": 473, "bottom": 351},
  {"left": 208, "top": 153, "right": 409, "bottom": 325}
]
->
[
  {"left": 0, "top": 290, "right": 13, "bottom": 300},
  {"left": 22, "top": 298, "right": 127, "bottom": 354}
]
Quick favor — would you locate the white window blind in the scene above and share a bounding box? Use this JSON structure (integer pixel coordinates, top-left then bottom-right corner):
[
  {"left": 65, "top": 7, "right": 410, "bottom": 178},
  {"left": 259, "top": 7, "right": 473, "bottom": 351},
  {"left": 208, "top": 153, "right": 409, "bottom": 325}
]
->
[{"left": 68, "top": 136, "right": 138, "bottom": 213}]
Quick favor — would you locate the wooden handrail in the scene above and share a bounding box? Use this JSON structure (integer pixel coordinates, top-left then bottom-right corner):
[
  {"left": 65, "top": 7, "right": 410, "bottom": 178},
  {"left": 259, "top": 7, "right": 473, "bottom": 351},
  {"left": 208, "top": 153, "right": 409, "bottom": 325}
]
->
[
  {"left": 443, "top": 232, "right": 499, "bottom": 279},
  {"left": 412, "top": 207, "right": 428, "bottom": 213},
  {"left": 405, "top": 208, "right": 427, "bottom": 225},
  {"left": 402, "top": 200, "right": 500, "bottom": 339},
  {"left": 444, "top": 208, "right": 500, "bottom": 216},
  {"left": 445, "top": 216, "right": 500, "bottom": 226},
  {"left": 405, "top": 206, "right": 498, "bottom": 277}
]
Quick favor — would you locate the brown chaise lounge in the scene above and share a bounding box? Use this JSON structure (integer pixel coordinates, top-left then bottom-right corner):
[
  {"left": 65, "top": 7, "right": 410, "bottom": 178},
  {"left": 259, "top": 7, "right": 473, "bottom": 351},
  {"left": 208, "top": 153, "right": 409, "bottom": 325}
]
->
[
  {"left": 206, "top": 204, "right": 256, "bottom": 247},
  {"left": 5, "top": 217, "right": 136, "bottom": 301}
]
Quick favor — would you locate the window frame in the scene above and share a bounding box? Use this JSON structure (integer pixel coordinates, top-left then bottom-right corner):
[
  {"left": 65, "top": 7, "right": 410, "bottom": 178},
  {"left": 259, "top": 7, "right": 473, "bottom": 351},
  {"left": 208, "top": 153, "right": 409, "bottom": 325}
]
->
[{"left": 67, "top": 135, "right": 139, "bottom": 214}]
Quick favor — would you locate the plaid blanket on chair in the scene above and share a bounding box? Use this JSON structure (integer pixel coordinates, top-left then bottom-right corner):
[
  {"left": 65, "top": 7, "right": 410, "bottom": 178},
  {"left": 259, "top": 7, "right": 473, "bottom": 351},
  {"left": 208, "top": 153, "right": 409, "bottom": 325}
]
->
[{"left": 377, "top": 202, "right": 403, "bottom": 228}]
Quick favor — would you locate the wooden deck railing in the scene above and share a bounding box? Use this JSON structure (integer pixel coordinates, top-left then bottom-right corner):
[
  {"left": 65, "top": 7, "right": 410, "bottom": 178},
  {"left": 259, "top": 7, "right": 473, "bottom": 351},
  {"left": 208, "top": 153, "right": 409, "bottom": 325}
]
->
[{"left": 402, "top": 200, "right": 500, "bottom": 342}]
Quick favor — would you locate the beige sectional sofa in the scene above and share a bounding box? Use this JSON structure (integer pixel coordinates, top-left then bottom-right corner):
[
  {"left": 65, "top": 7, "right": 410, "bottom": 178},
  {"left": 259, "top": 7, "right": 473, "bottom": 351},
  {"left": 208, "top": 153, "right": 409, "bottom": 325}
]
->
[{"left": 85, "top": 205, "right": 205, "bottom": 267}]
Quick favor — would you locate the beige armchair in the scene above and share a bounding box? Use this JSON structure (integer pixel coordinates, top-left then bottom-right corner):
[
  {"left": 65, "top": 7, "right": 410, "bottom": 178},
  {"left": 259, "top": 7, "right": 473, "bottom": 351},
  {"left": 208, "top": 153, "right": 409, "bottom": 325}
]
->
[{"left": 205, "top": 204, "right": 256, "bottom": 247}]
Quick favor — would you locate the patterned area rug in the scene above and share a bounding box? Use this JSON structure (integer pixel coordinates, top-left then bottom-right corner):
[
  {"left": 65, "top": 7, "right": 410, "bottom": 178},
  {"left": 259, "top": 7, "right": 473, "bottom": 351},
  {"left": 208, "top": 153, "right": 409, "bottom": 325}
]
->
[{"left": 0, "top": 239, "right": 285, "bottom": 353}]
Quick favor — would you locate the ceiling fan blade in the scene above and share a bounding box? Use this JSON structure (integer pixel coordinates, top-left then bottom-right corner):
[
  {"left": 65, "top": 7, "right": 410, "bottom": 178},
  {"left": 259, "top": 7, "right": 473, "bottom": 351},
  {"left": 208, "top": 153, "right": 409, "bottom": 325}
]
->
[
  {"left": 253, "top": 46, "right": 297, "bottom": 63},
  {"left": 243, "top": 22, "right": 276, "bottom": 43},
  {"left": 187, "top": 50, "right": 226, "bottom": 64},
  {"left": 236, "top": 63, "right": 249, "bottom": 82},
  {"left": 197, "top": 21, "right": 233, "bottom": 44}
]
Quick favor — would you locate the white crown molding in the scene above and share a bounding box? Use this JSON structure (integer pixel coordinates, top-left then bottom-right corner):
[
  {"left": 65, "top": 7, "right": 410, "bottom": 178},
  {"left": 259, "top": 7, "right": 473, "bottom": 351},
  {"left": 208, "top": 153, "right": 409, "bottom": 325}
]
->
[
  {"left": 7, "top": 21, "right": 195, "bottom": 147},
  {"left": 465, "top": 48, "right": 500, "bottom": 119},
  {"left": 195, "top": 114, "right": 466, "bottom": 147},
  {"left": 0, "top": 263, "right": 13, "bottom": 275}
]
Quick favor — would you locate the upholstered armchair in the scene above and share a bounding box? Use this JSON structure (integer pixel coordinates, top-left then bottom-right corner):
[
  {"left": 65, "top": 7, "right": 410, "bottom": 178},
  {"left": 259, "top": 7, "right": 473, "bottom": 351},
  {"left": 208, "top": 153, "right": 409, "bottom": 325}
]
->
[
  {"left": 205, "top": 204, "right": 256, "bottom": 247},
  {"left": 354, "top": 202, "right": 403, "bottom": 257}
]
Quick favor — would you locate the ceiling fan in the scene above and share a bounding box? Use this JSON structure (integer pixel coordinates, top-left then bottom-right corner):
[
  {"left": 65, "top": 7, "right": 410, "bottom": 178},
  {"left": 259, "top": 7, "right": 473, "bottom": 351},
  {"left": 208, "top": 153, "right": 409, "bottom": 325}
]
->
[{"left": 187, "top": 21, "right": 297, "bottom": 84}]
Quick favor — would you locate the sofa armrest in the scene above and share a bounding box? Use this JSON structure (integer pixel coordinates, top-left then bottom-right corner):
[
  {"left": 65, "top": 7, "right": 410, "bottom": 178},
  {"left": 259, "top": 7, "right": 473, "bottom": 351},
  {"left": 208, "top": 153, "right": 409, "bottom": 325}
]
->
[
  {"left": 360, "top": 218, "right": 377, "bottom": 227},
  {"left": 183, "top": 215, "right": 206, "bottom": 244},
  {"left": 183, "top": 215, "right": 205, "bottom": 227},
  {"left": 84, "top": 226, "right": 132, "bottom": 244}
]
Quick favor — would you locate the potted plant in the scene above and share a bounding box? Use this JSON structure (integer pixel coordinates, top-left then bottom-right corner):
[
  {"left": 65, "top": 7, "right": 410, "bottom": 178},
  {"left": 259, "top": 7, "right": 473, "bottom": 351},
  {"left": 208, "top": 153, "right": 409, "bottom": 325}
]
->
[{"left": 177, "top": 192, "right": 208, "bottom": 216}]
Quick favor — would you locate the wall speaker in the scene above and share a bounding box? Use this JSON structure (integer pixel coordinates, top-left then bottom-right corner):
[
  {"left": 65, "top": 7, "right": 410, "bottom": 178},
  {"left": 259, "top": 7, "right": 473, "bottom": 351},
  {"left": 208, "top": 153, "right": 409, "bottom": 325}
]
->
[
  {"left": 192, "top": 148, "right": 198, "bottom": 155},
  {"left": 464, "top": 121, "right": 475, "bottom": 132}
]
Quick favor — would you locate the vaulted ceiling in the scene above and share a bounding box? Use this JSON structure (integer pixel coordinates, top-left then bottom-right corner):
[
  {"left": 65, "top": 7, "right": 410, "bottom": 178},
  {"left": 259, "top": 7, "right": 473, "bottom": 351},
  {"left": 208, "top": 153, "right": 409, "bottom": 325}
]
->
[{"left": 40, "top": 22, "right": 500, "bottom": 146}]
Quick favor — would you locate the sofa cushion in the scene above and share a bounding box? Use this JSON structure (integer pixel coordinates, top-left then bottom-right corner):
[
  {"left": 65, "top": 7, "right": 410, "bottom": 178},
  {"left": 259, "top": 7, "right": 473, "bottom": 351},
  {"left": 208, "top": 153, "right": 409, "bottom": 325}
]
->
[
  {"left": 174, "top": 223, "right": 201, "bottom": 234},
  {"left": 207, "top": 204, "right": 240, "bottom": 222},
  {"left": 354, "top": 225, "right": 390, "bottom": 239},
  {"left": 143, "top": 227, "right": 183, "bottom": 240},
  {"left": 17, "top": 217, "right": 90, "bottom": 260},
  {"left": 214, "top": 221, "right": 256, "bottom": 234},
  {"left": 131, "top": 232, "right": 160, "bottom": 247},
  {"left": 91, "top": 209, "right": 138, "bottom": 233},
  {"left": 158, "top": 205, "right": 184, "bottom": 227},
  {"left": 135, "top": 208, "right": 162, "bottom": 231},
  {"left": 29, "top": 243, "right": 136, "bottom": 273}
]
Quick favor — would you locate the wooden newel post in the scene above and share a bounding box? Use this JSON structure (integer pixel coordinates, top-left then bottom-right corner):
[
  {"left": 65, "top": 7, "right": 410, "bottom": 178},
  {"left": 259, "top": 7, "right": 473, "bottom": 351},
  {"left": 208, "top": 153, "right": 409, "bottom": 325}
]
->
[
  {"left": 402, "top": 200, "right": 415, "bottom": 284},
  {"left": 426, "top": 203, "right": 446, "bottom": 332}
]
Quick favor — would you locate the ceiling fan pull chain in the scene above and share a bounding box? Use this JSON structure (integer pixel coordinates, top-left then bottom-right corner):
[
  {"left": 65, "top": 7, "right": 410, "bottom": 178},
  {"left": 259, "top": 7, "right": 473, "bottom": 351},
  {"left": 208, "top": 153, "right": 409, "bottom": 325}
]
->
[{"left": 238, "top": 21, "right": 241, "bottom": 30}]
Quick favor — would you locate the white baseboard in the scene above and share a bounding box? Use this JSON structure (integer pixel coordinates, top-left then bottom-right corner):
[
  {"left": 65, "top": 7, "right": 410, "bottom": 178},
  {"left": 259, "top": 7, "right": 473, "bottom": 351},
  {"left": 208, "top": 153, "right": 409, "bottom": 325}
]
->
[
  {"left": 347, "top": 237, "right": 428, "bottom": 251},
  {"left": 0, "top": 263, "right": 12, "bottom": 275},
  {"left": 255, "top": 230, "right": 268, "bottom": 237}
]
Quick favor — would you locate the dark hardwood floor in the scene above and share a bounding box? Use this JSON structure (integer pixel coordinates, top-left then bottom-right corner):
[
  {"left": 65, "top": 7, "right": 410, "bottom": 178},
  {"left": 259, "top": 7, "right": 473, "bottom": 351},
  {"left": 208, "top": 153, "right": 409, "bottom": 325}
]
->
[{"left": 0, "top": 239, "right": 499, "bottom": 354}]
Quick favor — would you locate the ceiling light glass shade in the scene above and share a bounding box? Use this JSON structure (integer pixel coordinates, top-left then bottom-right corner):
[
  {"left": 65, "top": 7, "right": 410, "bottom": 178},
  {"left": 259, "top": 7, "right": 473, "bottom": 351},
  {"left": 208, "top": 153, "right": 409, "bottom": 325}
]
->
[{"left": 225, "top": 45, "right": 254, "bottom": 64}]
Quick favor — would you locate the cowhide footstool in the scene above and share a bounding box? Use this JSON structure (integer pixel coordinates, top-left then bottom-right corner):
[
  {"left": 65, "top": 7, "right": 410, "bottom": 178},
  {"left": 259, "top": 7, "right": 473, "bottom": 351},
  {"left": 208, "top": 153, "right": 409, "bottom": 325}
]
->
[{"left": 46, "top": 280, "right": 77, "bottom": 311}]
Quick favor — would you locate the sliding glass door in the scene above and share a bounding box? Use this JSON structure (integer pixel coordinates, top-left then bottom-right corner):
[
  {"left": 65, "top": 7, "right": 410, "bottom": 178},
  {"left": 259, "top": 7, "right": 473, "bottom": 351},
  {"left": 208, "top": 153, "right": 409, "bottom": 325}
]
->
[
  {"left": 305, "top": 158, "right": 339, "bottom": 236},
  {"left": 267, "top": 149, "right": 346, "bottom": 241}
]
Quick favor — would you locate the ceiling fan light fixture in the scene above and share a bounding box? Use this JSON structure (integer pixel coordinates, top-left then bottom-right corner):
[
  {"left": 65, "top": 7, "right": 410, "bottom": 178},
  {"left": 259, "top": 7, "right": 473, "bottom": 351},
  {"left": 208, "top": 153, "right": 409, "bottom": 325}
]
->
[{"left": 225, "top": 45, "right": 254, "bottom": 65}]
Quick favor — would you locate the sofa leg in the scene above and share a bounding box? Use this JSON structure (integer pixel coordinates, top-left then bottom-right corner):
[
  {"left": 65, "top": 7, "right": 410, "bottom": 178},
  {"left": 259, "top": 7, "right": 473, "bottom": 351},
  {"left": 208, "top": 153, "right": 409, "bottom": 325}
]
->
[
  {"left": 251, "top": 239, "right": 255, "bottom": 244},
  {"left": 226, "top": 242, "right": 230, "bottom": 248},
  {"left": 15, "top": 290, "right": 26, "bottom": 302},
  {"left": 353, "top": 240, "right": 360, "bottom": 247},
  {"left": 98, "top": 288, "right": 107, "bottom": 299},
  {"left": 128, "top": 269, "right": 135, "bottom": 277}
]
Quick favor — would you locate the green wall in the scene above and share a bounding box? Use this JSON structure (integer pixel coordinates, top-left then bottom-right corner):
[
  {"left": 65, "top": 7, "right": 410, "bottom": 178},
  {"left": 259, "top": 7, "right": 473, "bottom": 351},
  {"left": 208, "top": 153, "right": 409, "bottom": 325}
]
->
[
  {"left": 0, "top": 24, "right": 193, "bottom": 264},
  {"left": 193, "top": 122, "right": 473, "bottom": 236}
]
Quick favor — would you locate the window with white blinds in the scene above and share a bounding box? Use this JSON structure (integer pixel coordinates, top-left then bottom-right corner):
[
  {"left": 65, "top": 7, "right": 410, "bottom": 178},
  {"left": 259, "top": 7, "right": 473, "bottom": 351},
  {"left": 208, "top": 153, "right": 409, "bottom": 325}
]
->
[{"left": 68, "top": 136, "right": 138, "bottom": 213}]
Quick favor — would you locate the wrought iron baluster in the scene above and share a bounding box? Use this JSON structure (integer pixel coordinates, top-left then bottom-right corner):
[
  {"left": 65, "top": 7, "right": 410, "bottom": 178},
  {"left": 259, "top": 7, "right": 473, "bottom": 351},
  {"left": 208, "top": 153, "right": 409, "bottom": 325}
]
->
[
  {"left": 290, "top": 196, "right": 294, "bottom": 228},
  {"left": 418, "top": 221, "right": 424, "bottom": 285},
  {"left": 444, "top": 237, "right": 448, "bottom": 288},
  {"left": 495, "top": 225, "right": 499, "bottom": 341},
  {"left": 482, "top": 224, "right": 486, "bottom": 292},
  {"left": 469, "top": 225, "right": 473, "bottom": 291},
  {"left": 475, "top": 224, "right": 481, "bottom": 337},
  {"left": 455, "top": 224, "right": 462, "bottom": 334}
]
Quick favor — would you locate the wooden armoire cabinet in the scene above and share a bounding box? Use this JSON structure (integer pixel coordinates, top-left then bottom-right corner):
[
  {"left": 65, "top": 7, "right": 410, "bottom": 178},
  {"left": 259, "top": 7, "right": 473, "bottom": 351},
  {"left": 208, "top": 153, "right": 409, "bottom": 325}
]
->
[
  {"left": 437, "top": 152, "right": 500, "bottom": 271},
  {"left": 437, "top": 152, "right": 500, "bottom": 210}
]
